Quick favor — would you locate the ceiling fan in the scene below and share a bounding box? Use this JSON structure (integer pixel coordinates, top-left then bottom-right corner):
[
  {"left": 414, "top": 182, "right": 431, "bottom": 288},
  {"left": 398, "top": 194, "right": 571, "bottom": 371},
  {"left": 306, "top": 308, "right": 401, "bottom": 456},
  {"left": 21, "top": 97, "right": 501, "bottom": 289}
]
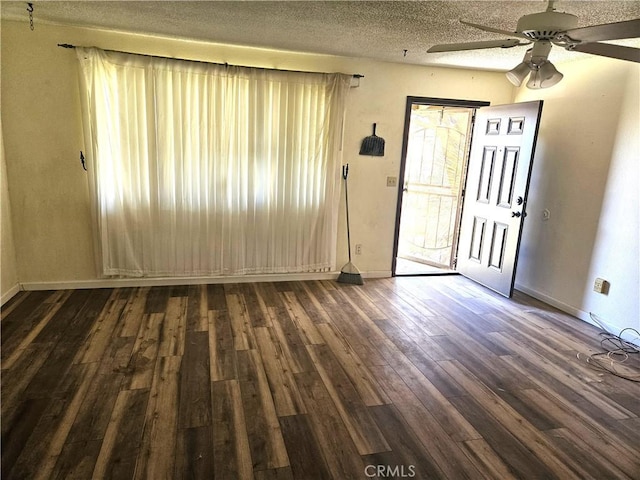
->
[{"left": 427, "top": 0, "right": 640, "bottom": 89}]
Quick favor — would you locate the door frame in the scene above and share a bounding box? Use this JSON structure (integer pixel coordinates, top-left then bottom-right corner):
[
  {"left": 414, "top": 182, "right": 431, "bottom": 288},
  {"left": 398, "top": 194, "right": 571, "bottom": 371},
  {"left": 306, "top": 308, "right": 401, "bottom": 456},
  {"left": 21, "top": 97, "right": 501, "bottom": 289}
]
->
[{"left": 392, "top": 96, "right": 490, "bottom": 277}]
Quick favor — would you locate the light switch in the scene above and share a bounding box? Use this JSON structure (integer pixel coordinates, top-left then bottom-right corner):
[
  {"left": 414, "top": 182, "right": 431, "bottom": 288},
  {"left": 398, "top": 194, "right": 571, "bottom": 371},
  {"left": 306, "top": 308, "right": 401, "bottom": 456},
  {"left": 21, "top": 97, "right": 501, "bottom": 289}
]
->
[{"left": 593, "top": 278, "right": 609, "bottom": 294}]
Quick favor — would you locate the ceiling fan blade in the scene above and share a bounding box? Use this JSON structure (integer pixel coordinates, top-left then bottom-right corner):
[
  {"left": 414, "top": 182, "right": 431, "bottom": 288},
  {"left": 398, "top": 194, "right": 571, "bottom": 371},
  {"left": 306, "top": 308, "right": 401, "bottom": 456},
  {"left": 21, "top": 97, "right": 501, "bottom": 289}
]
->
[
  {"left": 428, "top": 39, "right": 525, "bottom": 53},
  {"left": 571, "top": 42, "right": 640, "bottom": 63},
  {"left": 564, "top": 19, "right": 640, "bottom": 43},
  {"left": 460, "top": 20, "right": 528, "bottom": 39}
]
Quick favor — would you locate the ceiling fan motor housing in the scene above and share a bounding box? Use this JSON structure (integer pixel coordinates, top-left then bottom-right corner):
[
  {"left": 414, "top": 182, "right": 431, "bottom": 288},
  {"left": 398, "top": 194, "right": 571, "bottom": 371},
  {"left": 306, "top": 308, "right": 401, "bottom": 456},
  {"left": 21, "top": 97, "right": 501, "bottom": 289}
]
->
[{"left": 516, "top": 11, "right": 579, "bottom": 40}]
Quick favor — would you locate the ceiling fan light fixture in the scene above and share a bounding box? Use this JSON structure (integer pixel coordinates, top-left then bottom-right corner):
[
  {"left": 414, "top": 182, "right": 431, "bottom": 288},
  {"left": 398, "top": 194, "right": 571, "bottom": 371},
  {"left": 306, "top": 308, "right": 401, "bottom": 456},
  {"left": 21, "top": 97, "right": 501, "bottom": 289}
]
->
[
  {"left": 506, "top": 62, "right": 531, "bottom": 86},
  {"left": 538, "top": 61, "right": 563, "bottom": 87},
  {"left": 526, "top": 60, "right": 563, "bottom": 89},
  {"left": 506, "top": 48, "right": 534, "bottom": 87},
  {"left": 526, "top": 68, "right": 544, "bottom": 89}
]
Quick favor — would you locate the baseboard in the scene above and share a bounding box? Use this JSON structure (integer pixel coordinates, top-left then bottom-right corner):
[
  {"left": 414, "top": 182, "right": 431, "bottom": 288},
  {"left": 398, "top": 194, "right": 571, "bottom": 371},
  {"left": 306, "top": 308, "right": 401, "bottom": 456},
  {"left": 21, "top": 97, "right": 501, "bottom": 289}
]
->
[
  {"left": 514, "top": 282, "right": 639, "bottom": 347},
  {"left": 20, "top": 268, "right": 393, "bottom": 292},
  {"left": 20, "top": 272, "right": 342, "bottom": 291},
  {"left": 361, "top": 270, "right": 392, "bottom": 279},
  {"left": 1, "top": 284, "right": 21, "bottom": 306},
  {"left": 515, "top": 282, "right": 590, "bottom": 321}
]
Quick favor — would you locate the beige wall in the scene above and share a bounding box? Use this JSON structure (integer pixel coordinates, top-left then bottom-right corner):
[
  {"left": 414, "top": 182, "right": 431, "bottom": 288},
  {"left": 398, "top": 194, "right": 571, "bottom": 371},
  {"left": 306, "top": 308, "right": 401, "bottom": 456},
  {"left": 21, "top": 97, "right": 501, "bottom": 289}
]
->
[
  {"left": 1, "top": 20, "right": 513, "bottom": 284},
  {"left": 2, "top": 19, "right": 638, "bottom": 335},
  {"left": 1, "top": 122, "right": 19, "bottom": 301},
  {"left": 514, "top": 56, "right": 639, "bottom": 335}
]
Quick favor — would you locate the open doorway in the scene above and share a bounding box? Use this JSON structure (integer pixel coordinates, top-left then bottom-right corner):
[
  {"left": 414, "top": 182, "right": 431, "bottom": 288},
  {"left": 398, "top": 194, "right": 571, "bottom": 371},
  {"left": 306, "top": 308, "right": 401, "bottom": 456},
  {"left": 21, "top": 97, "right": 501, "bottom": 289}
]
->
[{"left": 392, "top": 97, "right": 489, "bottom": 276}]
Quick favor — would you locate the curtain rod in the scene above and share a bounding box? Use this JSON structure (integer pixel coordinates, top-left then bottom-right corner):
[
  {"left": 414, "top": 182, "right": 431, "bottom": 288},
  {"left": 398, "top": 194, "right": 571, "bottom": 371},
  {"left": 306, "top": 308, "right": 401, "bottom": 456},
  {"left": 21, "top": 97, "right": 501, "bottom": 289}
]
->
[{"left": 57, "top": 43, "right": 364, "bottom": 78}]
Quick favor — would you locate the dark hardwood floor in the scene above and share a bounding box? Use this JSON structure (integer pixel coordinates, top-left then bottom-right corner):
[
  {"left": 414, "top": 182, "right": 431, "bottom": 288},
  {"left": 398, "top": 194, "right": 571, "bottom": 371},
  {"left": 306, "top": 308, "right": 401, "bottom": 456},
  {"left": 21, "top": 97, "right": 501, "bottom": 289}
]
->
[{"left": 2, "top": 276, "right": 639, "bottom": 479}]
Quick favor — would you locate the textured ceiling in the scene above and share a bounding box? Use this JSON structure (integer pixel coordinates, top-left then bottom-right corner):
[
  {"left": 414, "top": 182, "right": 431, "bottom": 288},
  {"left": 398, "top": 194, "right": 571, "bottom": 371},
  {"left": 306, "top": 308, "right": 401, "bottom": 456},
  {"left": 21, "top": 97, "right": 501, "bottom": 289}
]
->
[{"left": 2, "top": 1, "right": 639, "bottom": 70}]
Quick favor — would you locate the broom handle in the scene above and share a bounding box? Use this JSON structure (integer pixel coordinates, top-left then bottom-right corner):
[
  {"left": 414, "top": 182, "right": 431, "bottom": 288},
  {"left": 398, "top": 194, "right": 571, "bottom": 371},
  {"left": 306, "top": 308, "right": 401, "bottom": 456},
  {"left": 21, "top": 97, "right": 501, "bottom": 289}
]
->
[{"left": 343, "top": 164, "right": 352, "bottom": 263}]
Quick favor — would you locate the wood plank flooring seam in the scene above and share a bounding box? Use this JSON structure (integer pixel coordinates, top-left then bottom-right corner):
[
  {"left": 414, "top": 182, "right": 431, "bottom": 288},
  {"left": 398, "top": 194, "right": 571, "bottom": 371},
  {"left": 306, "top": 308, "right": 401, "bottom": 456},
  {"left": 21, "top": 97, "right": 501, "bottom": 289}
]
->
[{"left": 3, "top": 277, "right": 638, "bottom": 480}]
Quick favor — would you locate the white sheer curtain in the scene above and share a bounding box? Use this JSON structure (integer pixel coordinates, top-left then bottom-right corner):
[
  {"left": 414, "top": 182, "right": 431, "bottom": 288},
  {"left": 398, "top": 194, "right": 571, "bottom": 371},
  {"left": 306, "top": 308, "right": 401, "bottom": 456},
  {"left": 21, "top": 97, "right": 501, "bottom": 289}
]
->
[{"left": 76, "top": 47, "right": 351, "bottom": 277}]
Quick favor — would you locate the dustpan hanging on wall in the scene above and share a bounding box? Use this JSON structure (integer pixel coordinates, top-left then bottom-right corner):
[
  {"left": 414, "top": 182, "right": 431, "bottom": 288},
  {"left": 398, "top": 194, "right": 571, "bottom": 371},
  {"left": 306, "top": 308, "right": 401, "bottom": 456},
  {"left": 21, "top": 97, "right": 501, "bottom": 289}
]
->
[{"left": 359, "top": 123, "right": 385, "bottom": 156}]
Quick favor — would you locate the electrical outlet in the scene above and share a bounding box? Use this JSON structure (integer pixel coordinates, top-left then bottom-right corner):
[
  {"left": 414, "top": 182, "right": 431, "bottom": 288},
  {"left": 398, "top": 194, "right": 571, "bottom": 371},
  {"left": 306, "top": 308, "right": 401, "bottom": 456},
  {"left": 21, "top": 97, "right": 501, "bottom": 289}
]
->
[
  {"left": 386, "top": 176, "right": 397, "bottom": 187},
  {"left": 593, "top": 277, "right": 609, "bottom": 294},
  {"left": 355, "top": 244, "right": 362, "bottom": 255}
]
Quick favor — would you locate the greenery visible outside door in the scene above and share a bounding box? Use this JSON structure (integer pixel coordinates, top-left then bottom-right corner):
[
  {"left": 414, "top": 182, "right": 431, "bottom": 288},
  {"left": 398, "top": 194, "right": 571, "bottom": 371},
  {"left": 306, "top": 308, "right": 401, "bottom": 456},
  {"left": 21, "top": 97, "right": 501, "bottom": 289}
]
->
[{"left": 397, "top": 105, "right": 473, "bottom": 273}]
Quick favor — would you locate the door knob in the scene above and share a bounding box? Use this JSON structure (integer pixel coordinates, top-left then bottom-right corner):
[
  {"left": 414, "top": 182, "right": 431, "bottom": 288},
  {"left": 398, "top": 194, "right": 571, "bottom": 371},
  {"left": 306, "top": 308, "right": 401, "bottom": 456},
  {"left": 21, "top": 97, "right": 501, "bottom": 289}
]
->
[
  {"left": 512, "top": 211, "right": 521, "bottom": 218},
  {"left": 516, "top": 196, "right": 524, "bottom": 205}
]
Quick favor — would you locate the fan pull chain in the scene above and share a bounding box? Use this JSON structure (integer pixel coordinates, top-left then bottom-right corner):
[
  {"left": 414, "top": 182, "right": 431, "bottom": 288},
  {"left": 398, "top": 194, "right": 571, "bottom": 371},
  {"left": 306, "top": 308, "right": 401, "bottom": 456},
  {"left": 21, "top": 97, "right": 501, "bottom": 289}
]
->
[{"left": 27, "top": 3, "right": 34, "bottom": 30}]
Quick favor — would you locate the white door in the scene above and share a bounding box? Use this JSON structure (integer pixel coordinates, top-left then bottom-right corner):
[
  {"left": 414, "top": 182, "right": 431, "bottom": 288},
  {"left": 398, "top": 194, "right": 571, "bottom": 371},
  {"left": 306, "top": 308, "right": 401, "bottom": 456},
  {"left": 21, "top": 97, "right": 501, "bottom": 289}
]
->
[{"left": 457, "top": 101, "right": 543, "bottom": 297}]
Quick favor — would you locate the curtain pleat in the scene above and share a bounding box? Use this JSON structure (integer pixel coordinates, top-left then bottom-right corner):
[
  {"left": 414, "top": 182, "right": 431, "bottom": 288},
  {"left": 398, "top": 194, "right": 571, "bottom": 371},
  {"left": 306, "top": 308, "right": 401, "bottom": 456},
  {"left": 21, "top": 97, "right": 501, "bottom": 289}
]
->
[{"left": 77, "top": 48, "right": 350, "bottom": 277}]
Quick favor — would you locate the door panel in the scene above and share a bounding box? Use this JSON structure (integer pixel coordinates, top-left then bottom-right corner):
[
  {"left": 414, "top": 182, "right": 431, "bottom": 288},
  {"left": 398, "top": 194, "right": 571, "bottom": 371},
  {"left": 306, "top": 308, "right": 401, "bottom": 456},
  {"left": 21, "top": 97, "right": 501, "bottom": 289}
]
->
[
  {"left": 457, "top": 101, "right": 543, "bottom": 297},
  {"left": 477, "top": 147, "right": 496, "bottom": 203}
]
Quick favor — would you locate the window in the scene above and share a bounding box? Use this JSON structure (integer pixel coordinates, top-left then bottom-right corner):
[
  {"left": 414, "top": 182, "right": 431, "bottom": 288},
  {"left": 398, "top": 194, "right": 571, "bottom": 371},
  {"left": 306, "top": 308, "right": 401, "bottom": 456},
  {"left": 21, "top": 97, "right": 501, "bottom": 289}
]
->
[{"left": 77, "top": 48, "right": 351, "bottom": 276}]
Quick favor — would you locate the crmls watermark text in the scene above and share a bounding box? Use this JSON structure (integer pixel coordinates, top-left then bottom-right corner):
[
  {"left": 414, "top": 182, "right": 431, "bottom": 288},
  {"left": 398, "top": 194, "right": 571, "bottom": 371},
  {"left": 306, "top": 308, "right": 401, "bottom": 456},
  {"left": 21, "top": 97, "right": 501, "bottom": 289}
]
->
[{"left": 364, "top": 464, "right": 416, "bottom": 478}]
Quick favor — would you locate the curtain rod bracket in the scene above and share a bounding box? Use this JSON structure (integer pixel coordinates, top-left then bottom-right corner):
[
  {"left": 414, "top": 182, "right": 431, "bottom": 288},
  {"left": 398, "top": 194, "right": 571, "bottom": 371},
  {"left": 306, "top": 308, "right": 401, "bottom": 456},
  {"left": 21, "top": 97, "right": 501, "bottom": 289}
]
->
[{"left": 56, "top": 43, "right": 364, "bottom": 78}]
